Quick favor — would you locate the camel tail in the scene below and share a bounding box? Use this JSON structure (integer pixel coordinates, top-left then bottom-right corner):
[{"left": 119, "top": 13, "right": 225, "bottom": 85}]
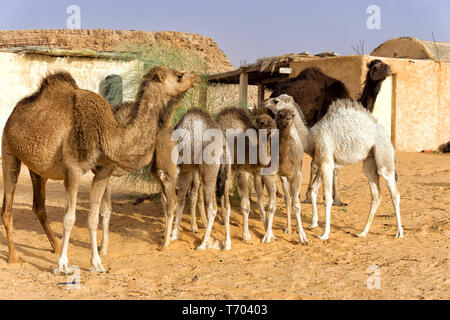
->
[{"left": 216, "top": 163, "right": 228, "bottom": 199}]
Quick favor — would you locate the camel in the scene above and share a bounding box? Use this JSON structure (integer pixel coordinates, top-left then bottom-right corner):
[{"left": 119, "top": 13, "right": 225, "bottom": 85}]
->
[
  {"left": 308, "top": 98, "right": 403, "bottom": 240},
  {"left": 169, "top": 108, "right": 227, "bottom": 250},
  {"left": 1, "top": 67, "right": 199, "bottom": 273},
  {"left": 270, "top": 60, "right": 392, "bottom": 206},
  {"left": 262, "top": 94, "right": 310, "bottom": 234},
  {"left": 262, "top": 108, "right": 308, "bottom": 244},
  {"left": 213, "top": 107, "right": 278, "bottom": 247}
]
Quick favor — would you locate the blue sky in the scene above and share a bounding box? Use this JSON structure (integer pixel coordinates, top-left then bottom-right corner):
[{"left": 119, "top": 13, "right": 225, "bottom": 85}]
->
[{"left": 1, "top": 0, "right": 449, "bottom": 66}]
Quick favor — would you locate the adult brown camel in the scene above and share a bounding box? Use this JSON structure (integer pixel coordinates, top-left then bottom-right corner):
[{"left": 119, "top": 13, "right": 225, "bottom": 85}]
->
[
  {"left": 269, "top": 59, "right": 392, "bottom": 205},
  {"left": 1, "top": 67, "right": 199, "bottom": 273}
]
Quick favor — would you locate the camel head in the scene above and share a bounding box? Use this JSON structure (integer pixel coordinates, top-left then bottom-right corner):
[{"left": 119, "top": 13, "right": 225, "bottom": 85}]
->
[
  {"left": 144, "top": 66, "right": 201, "bottom": 96},
  {"left": 275, "top": 108, "right": 295, "bottom": 131},
  {"left": 256, "top": 114, "right": 276, "bottom": 136},
  {"left": 263, "top": 94, "right": 296, "bottom": 116},
  {"left": 367, "top": 60, "right": 392, "bottom": 82}
]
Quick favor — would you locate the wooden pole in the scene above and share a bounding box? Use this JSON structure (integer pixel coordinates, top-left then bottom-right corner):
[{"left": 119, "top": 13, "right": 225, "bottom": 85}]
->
[
  {"left": 239, "top": 72, "right": 248, "bottom": 108},
  {"left": 199, "top": 83, "right": 207, "bottom": 109},
  {"left": 257, "top": 83, "right": 265, "bottom": 107}
]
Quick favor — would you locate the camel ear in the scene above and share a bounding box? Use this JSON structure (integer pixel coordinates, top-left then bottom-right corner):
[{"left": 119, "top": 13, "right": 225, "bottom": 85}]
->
[
  {"left": 150, "top": 69, "right": 166, "bottom": 82},
  {"left": 287, "top": 96, "right": 294, "bottom": 104}
]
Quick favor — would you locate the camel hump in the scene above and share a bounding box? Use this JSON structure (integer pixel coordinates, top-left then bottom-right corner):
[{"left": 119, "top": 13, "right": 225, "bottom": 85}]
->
[
  {"left": 42, "top": 71, "right": 79, "bottom": 89},
  {"left": 16, "top": 71, "right": 79, "bottom": 107}
]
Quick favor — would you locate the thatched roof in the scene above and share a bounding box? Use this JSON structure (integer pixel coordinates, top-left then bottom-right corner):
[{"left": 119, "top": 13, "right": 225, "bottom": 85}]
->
[
  {"left": 206, "top": 51, "right": 339, "bottom": 85},
  {"left": 250, "top": 51, "right": 339, "bottom": 73},
  {"left": 371, "top": 37, "right": 450, "bottom": 61},
  {"left": 0, "top": 46, "right": 133, "bottom": 60}
]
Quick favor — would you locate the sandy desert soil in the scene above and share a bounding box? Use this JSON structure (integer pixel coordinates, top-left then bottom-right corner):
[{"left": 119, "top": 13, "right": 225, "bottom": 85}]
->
[{"left": 0, "top": 152, "right": 448, "bottom": 300}]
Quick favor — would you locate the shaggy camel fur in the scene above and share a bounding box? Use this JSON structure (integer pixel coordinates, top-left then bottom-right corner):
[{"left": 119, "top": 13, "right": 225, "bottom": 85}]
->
[
  {"left": 309, "top": 99, "right": 403, "bottom": 240},
  {"left": 2, "top": 67, "right": 199, "bottom": 273},
  {"left": 213, "top": 107, "right": 277, "bottom": 247},
  {"left": 170, "top": 108, "right": 226, "bottom": 250}
]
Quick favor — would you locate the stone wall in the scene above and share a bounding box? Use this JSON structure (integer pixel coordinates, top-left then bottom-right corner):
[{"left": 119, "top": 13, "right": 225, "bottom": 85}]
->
[{"left": 0, "top": 29, "right": 234, "bottom": 72}]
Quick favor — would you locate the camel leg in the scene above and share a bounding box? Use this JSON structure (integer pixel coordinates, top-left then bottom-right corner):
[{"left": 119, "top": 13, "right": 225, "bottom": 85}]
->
[
  {"left": 196, "top": 168, "right": 218, "bottom": 250},
  {"left": 29, "top": 170, "right": 61, "bottom": 254},
  {"left": 220, "top": 166, "right": 232, "bottom": 250},
  {"left": 154, "top": 170, "right": 178, "bottom": 249},
  {"left": 190, "top": 171, "right": 201, "bottom": 233},
  {"left": 55, "top": 168, "right": 81, "bottom": 274},
  {"left": 236, "top": 170, "right": 251, "bottom": 243},
  {"left": 1, "top": 147, "right": 22, "bottom": 263},
  {"left": 99, "top": 181, "right": 112, "bottom": 256},
  {"left": 281, "top": 176, "right": 292, "bottom": 234},
  {"left": 261, "top": 174, "right": 277, "bottom": 243},
  {"left": 332, "top": 169, "right": 347, "bottom": 207},
  {"left": 171, "top": 172, "right": 192, "bottom": 241},
  {"left": 87, "top": 167, "right": 113, "bottom": 273},
  {"left": 309, "top": 163, "right": 322, "bottom": 229},
  {"left": 381, "top": 169, "right": 403, "bottom": 238},
  {"left": 303, "top": 160, "right": 318, "bottom": 204},
  {"left": 291, "top": 172, "right": 308, "bottom": 244},
  {"left": 253, "top": 173, "right": 266, "bottom": 227},
  {"left": 318, "top": 161, "right": 334, "bottom": 240},
  {"left": 356, "top": 157, "right": 382, "bottom": 238},
  {"left": 196, "top": 182, "right": 207, "bottom": 227}
]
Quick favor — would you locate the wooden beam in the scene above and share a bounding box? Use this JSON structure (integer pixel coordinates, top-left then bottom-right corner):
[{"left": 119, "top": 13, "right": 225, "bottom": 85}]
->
[
  {"left": 239, "top": 72, "right": 248, "bottom": 108},
  {"left": 199, "top": 83, "right": 207, "bottom": 109},
  {"left": 257, "top": 84, "right": 265, "bottom": 107}
]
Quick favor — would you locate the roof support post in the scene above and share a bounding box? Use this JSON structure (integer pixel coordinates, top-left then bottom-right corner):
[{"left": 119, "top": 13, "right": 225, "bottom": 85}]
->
[
  {"left": 199, "top": 82, "right": 207, "bottom": 109},
  {"left": 239, "top": 72, "right": 248, "bottom": 108},
  {"left": 257, "top": 83, "right": 265, "bottom": 107}
]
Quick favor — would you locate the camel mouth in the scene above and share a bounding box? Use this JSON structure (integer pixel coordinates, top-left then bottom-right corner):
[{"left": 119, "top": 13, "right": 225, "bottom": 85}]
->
[{"left": 187, "top": 73, "right": 202, "bottom": 87}]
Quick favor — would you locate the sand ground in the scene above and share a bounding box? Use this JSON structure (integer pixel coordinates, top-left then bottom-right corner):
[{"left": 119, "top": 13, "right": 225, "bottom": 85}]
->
[{"left": 0, "top": 152, "right": 448, "bottom": 299}]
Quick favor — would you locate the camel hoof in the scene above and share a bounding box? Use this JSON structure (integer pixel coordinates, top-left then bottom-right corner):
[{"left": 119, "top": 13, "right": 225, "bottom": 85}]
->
[
  {"left": 355, "top": 232, "right": 367, "bottom": 238},
  {"left": 90, "top": 260, "right": 106, "bottom": 273},
  {"left": 191, "top": 225, "right": 199, "bottom": 233},
  {"left": 196, "top": 245, "right": 206, "bottom": 251},
  {"left": 298, "top": 231, "right": 309, "bottom": 245},
  {"left": 395, "top": 230, "right": 404, "bottom": 239},
  {"left": 7, "top": 255, "right": 22, "bottom": 264},
  {"left": 100, "top": 248, "right": 108, "bottom": 256},
  {"left": 223, "top": 244, "right": 232, "bottom": 251},
  {"left": 309, "top": 223, "right": 318, "bottom": 230},
  {"left": 317, "top": 234, "right": 329, "bottom": 240},
  {"left": 261, "top": 232, "right": 274, "bottom": 243},
  {"left": 242, "top": 238, "right": 252, "bottom": 245}
]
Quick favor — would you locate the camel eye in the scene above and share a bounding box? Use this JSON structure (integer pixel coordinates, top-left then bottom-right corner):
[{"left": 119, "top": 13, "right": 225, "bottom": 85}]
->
[{"left": 177, "top": 74, "right": 183, "bottom": 81}]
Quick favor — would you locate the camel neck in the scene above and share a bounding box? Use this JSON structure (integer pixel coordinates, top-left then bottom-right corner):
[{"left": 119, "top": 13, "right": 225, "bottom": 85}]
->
[
  {"left": 111, "top": 85, "right": 175, "bottom": 169},
  {"left": 358, "top": 76, "right": 382, "bottom": 113}
]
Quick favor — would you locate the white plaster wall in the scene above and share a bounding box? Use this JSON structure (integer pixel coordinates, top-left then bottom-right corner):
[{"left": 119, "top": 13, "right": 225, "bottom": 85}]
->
[
  {"left": 0, "top": 52, "right": 138, "bottom": 155},
  {"left": 372, "top": 75, "right": 393, "bottom": 140}
]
